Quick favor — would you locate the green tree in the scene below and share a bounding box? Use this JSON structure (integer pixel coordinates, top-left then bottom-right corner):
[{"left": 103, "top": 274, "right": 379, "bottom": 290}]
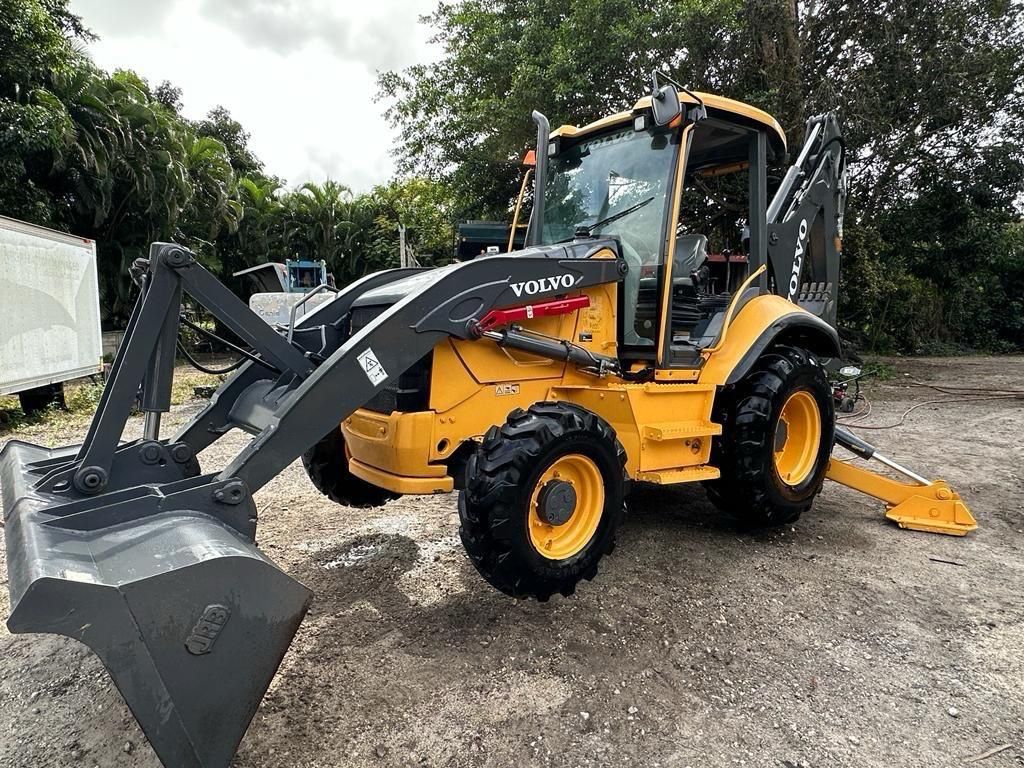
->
[
  {"left": 286, "top": 180, "right": 352, "bottom": 266},
  {"left": 0, "top": 1, "right": 247, "bottom": 322},
  {"left": 367, "top": 177, "right": 456, "bottom": 267},
  {"left": 378, "top": 0, "right": 747, "bottom": 217},
  {"left": 196, "top": 105, "right": 263, "bottom": 178},
  {"left": 380, "top": 0, "right": 1024, "bottom": 352},
  {"left": 0, "top": 0, "right": 89, "bottom": 224}
]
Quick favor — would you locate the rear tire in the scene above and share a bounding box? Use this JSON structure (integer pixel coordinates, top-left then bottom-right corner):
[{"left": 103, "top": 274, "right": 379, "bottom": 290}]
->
[
  {"left": 705, "top": 344, "right": 834, "bottom": 526},
  {"left": 459, "top": 402, "right": 627, "bottom": 601},
  {"left": 302, "top": 426, "right": 399, "bottom": 508}
]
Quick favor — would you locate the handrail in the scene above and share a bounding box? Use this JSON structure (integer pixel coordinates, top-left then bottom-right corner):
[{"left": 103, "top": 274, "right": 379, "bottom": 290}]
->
[
  {"left": 287, "top": 283, "right": 339, "bottom": 343},
  {"left": 700, "top": 263, "right": 766, "bottom": 356}
]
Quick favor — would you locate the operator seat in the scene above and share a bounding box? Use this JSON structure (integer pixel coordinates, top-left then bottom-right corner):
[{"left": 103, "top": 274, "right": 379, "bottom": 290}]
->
[{"left": 674, "top": 233, "right": 708, "bottom": 279}]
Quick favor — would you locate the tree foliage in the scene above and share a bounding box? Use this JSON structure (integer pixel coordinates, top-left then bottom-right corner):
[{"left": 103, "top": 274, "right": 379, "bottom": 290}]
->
[
  {"left": 3, "top": 0, "right": 1021, "bottom": 352},
  {"left": 381, "top": 0, "right": 1024, "bottom": 352},
  {"left": 0, "top": 0, "right": 455, "bottom": 326},
  {"left": 215, "top": 177, "right": 455, "bottom": 293}
]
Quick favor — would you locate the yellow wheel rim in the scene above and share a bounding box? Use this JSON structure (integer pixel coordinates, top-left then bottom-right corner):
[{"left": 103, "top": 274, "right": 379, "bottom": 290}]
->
[
  {"left": 773, "top": 390, "right": 822, "bottom": 486},
  {"left": 528, "top": 454, "right": 604, "bottom": 560}
]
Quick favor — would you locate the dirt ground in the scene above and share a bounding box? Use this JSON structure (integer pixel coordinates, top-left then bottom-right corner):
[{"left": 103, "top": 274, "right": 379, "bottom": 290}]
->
[{"left": 0, "top": 355, "right": 1022, "bottom": 768}]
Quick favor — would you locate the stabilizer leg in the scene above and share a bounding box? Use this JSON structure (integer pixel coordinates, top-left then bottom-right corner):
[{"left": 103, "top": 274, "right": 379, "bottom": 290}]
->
[{"left": 828, "top": 426, "right": 977, "bottom": 536}]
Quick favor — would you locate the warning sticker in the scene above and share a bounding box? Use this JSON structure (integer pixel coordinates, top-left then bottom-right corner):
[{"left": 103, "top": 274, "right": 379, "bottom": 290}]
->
[{"left": 357, "top": 347, "right": 388, "bottom": 386}]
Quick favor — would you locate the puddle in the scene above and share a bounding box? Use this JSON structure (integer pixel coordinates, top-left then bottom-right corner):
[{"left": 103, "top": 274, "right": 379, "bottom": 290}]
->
[{"left": 320, "top": 541, "right": 386, "bottom": 569}]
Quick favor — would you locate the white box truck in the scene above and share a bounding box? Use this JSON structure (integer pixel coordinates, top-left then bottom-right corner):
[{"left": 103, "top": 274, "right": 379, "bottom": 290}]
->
[{"left": 0, "top": 215, "right": 103, "bottom": 413}]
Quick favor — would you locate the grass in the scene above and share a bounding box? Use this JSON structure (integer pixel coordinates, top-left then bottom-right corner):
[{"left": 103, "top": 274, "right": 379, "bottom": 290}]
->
[
  {"left": 0, "top": 364, "right": 225, "bottom": 437},
  {"left": 860, "top": 359, "right": 899, "bottom": 381}
]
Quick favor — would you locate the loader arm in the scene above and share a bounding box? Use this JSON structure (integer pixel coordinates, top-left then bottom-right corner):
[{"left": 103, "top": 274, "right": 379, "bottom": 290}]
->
[
  {"left": 191, "top": 243, "right": 622, "bottom": 491},
  {"left": 0, "top": 240, "right": 624, "bottom": 768}
]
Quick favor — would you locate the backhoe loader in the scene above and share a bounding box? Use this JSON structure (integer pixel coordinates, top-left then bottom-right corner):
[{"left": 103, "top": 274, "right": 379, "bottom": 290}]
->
[{"left": 0, "top": 73, "right": 976, "bottom": 768}]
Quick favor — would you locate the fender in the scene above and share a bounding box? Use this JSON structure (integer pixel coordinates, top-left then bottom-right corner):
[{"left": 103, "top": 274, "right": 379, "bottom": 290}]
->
[{"left": 698, "top": 294, "right": 840, "bottom": 387}]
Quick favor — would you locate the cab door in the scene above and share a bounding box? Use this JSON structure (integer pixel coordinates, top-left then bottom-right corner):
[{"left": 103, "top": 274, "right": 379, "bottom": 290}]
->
[{"left": 655, "top": 122, "right": 770, "bottom": 371}]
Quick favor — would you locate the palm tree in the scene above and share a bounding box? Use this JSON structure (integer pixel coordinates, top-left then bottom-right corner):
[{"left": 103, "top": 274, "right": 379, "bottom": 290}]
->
[
  {"left": 338, "top": 196, "right": 380, "bottom": 276},
  {"left": 181, "top": 133, "right": 242, "bottom": 241},
  {"left": 293, "top": 180, "right": 351, "bottom": 263},
  {"left": 236, "top": 176, "right": 283, "bottom": 259}
]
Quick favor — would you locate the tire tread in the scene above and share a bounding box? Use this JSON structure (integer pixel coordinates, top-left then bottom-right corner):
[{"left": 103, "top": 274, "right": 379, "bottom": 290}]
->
[
  {"left": 459, "top": 402, "right": 626, "bottom": 600},
  {"left": 705, "top": 344, "right": 834, "bottom": 526}
]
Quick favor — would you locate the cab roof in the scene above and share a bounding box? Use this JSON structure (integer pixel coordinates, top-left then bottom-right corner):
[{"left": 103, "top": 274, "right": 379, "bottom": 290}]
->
[{"left": 551, "top": 91, "right": 787, "bottom": 157}]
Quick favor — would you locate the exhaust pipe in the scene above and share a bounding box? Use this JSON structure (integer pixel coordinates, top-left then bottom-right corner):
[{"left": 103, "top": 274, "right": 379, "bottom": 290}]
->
[{"left": 527, "top": 110, "right": 550, "bottom": 245}]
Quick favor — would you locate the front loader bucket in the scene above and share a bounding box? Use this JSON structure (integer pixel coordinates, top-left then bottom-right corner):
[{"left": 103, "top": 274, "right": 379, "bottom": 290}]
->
[{"left": 1, "top": 440, "right": 312, "bottom": 768}]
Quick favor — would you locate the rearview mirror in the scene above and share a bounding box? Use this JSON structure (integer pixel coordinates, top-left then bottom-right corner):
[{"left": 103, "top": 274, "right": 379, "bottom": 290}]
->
[{"left": 651, "top": 83, "right": 681, "bottom": 127}]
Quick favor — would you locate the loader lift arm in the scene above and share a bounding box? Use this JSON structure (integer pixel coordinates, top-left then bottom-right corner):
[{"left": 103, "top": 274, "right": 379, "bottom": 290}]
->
[{"left": 0, "top": 240, "right": 624, "bottom": 768}]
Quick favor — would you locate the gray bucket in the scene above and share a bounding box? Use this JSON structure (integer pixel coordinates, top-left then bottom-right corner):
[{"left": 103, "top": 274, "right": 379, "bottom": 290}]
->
[{"left": 2, "top": 439, "right": 311, "bottom": 768}]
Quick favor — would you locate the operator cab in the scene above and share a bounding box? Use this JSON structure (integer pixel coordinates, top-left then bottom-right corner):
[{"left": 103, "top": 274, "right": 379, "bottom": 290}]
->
[{"left": 534, "top": 77, "right": 788, "bottom": 370}]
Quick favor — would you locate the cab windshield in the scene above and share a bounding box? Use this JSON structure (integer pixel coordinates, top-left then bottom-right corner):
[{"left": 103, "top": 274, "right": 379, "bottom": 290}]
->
[{"left": 541, "top": 125, "right": 678, "bottom": 346}]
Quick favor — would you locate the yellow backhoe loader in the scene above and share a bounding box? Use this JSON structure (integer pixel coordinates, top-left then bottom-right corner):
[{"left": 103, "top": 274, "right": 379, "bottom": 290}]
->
[{"left": 0, "top": 72, "right": 975, "bottom": 767}]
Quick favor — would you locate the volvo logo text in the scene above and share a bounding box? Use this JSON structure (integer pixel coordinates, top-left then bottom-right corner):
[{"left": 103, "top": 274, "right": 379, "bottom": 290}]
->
[
  {"left": 787, "top": 219, "right": 809, "bottom": 301},
  {"left": 509, "top": 273, "right": 582, "bottom": 297}
]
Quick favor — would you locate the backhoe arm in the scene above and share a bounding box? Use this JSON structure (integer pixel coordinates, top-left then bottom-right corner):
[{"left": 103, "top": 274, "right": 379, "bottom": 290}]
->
[{"left": 766, "top": 113, "right": 847, "bottom": 327}]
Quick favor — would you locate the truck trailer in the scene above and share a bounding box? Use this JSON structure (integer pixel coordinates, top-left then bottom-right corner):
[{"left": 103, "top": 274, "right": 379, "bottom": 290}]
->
[{"left": 0, "top": 216, "right": 103, "bottom": 413}]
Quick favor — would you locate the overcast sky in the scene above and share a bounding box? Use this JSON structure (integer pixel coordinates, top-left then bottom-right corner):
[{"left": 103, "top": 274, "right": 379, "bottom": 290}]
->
[{"left": 69, "top": 0, "right": 439, "bottom": 191}]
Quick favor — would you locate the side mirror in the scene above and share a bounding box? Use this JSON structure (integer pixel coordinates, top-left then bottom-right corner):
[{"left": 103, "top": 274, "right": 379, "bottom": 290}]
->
[{"left": 651, "top": 83, "right": 681, "bottom": 127}]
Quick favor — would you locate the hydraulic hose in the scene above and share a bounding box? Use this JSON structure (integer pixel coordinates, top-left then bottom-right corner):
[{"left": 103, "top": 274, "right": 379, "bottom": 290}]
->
[
  {"left": 175, "top": 339, "right": 247, "bottom": 376},
  {"left": 177, "top": 315, "right": 281, "bottom": 375}
]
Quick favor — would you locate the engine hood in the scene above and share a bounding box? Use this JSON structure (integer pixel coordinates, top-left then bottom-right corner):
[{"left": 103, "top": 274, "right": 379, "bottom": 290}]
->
[
  {"left": 352, "top": 262, "right": 460, "bottom": 308},
  {"left": 350, "top": 238, "right": 620, "bottom": 309}
]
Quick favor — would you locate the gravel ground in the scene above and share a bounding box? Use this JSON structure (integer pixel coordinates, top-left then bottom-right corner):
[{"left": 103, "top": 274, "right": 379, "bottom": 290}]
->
[{"left": 0, "top": 355, "right": 1022, "bottom": 768}]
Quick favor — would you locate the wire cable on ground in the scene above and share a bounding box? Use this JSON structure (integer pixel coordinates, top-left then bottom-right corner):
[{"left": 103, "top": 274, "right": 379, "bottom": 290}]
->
[
  {"left": 840, "top": 394, "right": 1021, "bottom": 430},
  {"left": 175, "top": 339, "right": 247, "bottom": 376},
  {"left": 907, "top": 379, "right": 1024, "bottom": 396},
  {"left": 837, "top": 394, "right": 872, "bottom": 423},
  {"left": 836, "top": 375, "right": 1024, "bottom": 432}
]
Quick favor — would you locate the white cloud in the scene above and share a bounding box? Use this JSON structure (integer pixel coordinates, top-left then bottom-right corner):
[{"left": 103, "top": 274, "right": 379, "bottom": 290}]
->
[
  {"left": 200, "top": 0, "right": 425, "bottom": 73},
  {"left": 69, "top": 0, "right": 438, "bottom": 191},
  {"left": 70, "top": 0, "right": 175, "bottom": 37}
]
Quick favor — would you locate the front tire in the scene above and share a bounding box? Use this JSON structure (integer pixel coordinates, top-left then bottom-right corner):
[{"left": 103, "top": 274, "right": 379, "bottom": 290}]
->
[
  {"left": 459, "top": 402, "right": 627, "bottom": 601},
  {"left": 706, "top": 344, "right": 834, "bottom": 526}
]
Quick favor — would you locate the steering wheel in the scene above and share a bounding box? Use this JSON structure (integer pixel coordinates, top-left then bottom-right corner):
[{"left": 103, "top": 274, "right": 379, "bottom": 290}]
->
[{"left": 618, "top": 238, "right": 647, "bottom": 345}]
